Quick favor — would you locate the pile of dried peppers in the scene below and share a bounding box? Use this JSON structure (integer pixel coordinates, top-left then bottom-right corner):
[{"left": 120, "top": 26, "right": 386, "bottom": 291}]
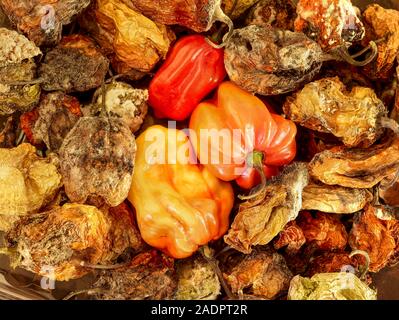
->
[{"left": 0, "top": 0, "right": 399, "bottom": 300}]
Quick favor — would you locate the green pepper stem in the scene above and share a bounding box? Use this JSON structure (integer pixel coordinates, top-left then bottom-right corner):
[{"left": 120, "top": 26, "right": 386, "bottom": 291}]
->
[{"left": 238, "top": 151, "right": 266, "bottom": 201}]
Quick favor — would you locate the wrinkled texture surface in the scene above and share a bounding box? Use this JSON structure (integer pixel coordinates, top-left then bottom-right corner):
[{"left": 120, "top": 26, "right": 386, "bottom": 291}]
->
[
  {"left": 297, "top": 211, "right": 348, "bottom": 251},
  {"left": 302, "top": 182, "right": 372, "bottom": 213},
  {"left": 223, "top": 0, "right": 260, "bottom": 20},
  {"left": 225, "top": 25, "right": 323, "bottom": 95},
  {"left": 224, "top": 163, "right": 309, "bottom": 253},
  {"left": 309, "top": 136, "right": 399, "bottom": 188},
  {"left": 0, "top": 0, "right": 91, "bottom": 46},
  {"left": 79, "top": 0, "right": 174, "bottom": 78},
  {"left": 92, "top": 250, "right": 176, "bottom": 300},
  {"left": 362, "top": 4, "right": 399, "bottom": 79},
  {"left": 92, "top": 82, "right": 148, "bottom": 134},
  {"left": 288, "top": 273, "right": 377, "bottom": 300},
  {"left": 59, "top": 116, "right": 136, "bottom": 207},
  {"left": 128, "top": 125, "right": 234, "bottom": 259},
  {"left": 131, "top": 0, "right": 221, "bottom": 32},
  {"left": 284, "top": 77, "right": 387, "bottom": 147},
  {"left": 273, "top": 221, "right": 306, "bottom": 255},
  {"left": 349, "top": 205, "right": 398, "bottom": 272},
  {"left": 6, "top": 203, "right": 143, "bottom": 281},
  {"left": 0, "top": 114, "right": 17, "bottom": 148},
  {"left": 175, "top": 255, "right": 220, "bottom": 300},
  {"left": 0, "top": 143, "right": 62, "bottom": 220},
  {"left": 223, "top": 248, "right": 292, "bottom": 299},
  {"left": 294, "top": 0, "right": 365, "bottom": 51},
  {"left": 21, "top": 92, "right": 82, "bottom": 151},
  {"left": 39, "top": 34, "right": 109, "bottom": 93},
  {"left": 306, "top": 252, "right": 358, "bottom": 277},
  {"left": 379, "top": 172, "right": 399, "bottom": 207},
  {"left": 246, "top": 0, "right": 296, "bottom": 30}
]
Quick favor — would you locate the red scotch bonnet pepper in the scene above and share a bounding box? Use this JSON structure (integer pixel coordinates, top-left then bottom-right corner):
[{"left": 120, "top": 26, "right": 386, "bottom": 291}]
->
[{"left": 148, "top": 34, "right": 226, "bottom": 121}]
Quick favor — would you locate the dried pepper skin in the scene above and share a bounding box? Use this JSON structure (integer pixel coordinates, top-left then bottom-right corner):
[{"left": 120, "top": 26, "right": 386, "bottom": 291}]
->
[
  {"left": 131, "top": 0, "right": 222, "bottom": 32},
  {"left": 306, "top": 252, "right": 358, "bottom": 277},
  {"left": 175, "top": 255, "right": 220, "bottom": 300},
  {"left": 0, "top": 28, "right": 41, "bottom": 115},
  {"left": 362, "top": 4, "right": 399, "bottom": 79},
  {"left": 20, "top": 92, "right": 82, "bottom": 152},
  {"left": 5, "top": 203, "right": 143, "bottom": 281},
  {"left": 379, "top": 172, "right": 399, "bottom": 207},
  {"left": 0, "top": 114, "right": 17, "bottom": 148},
  {"left": 79, "top": 0, "right": 174, "bottom": 79},
  {"left": 128, "top": 125, "right": 234, "bottom": 259},
  {"left": 39, "top": 34, "right": 109, "bottom": 93},
  {"left": 288, "top": 273, "right": 377, "bottom": 300},
  {"left": 246, "top": 0, "right": 296, "bottom": 30},
  {"left": 224, "top": 163, "right": 309, "bottom": 254},
  {"left": 223, "top": 0, "right": 260, "bottom": 20},
  {"left": 59, "top": 117, "right": 136, "bottom": 207},
  {"left": 284, "top": 77, "right": 387, "bottom": 148},
  {"left": 302, "top": 182, "right": 372, "bottom": 214},
  {"left": 0, "top": 143, "right": 62, "bottom": 221},
  {"left": 0, "top": 0, "right": 91, "bottom": 46},
  {"left": 149, "top": 35, "right": 226, "bottom": 121},
  {"left": 92, "top": 250, "right": 176, "bottom": 300},
  {"left": 309, "top": 136, "right": 399, "bottom": 189},
  {"left": 274, "top": 221, "right": 306, "bottom": 255},
  {"left": 223, "top": 247, "right": 292, "bottom": 300},
  {"left": 224, "top": 25, "right": 323, "bottom": 96},
  {"left": 349, "top": 205, "right": 398, "bottom": 273},
  {"left": 294, "top": 0, "right": 365, "bottom": 52},
  {"left": 297, "top": 212, "right": 348, "bottom": 252},
  {"left": 91, "top": 82, "right": 148, "bottom": 134}
]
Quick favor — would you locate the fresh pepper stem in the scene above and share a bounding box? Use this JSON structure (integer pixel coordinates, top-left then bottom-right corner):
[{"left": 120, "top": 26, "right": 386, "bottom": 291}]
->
[
  {"left": 238, "top": 151, "right": 266, "bottom": 201},
  {"left": 349, "top": 249, "right": 370, "bottom": 280},
  {"left": 200, "top": 245, "right": 235, "bottom": 300}
]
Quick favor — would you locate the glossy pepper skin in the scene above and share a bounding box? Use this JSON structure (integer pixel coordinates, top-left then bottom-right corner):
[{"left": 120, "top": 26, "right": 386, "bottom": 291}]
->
[
  {"left": 128, "top": 125, "right": 234, "bottom": 259},
  {"left": 189, "top": 81, "right": 297, "bottom": 189},
  {"left": 148, "top": 35, "right": 226, "bottom": 121}
]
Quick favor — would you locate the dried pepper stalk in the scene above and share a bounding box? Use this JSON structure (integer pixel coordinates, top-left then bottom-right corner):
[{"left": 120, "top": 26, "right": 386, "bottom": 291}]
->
[
  {"left": 294, "top": 0, "right": 377, "bottom": 66},
  {"left": 90, "top": 250, "right": 176, "bottom": 300},
  {"left": 302, "top": 182, "right": 372, "bottom": 214},
  {"left": 131, "top": 0, "right": 233, "bottom": 37},
  {"left": 4, "top": 203, "right": 143, "bottom": 281},
  {"left": 296, "top": 211, "right": 348, "bottom": 252},
  {"left": 283, "top": 77, "right": 387, "bottom": 148},
  {"left": 223, "top": 247, "right": 292, "bottom": 300},
  {"left": 362, "top": 4, "right": 399, "bottom": 79},
  {"left": 59, "top": 115, "right": 136, "bottom": 207},
  {"left": 20, "top": 92, "right": 82, "bottom": 152},
  {"left": 38, "top": 34, "right": 109, "bottom": 93},
  {"left": 175, "top": 255, "right": 221, "bottom": 300},
  {"left": 349, "top": 205, "right": 399, "bottom": 273},
  {"left": 149, "top": 35, "right": 226, "bottom": 121},
  {"left": 309, "top": 136, "right": 399, "bottom": 188},
  {"left": 0, "top": 114, "right": 18, "bottom": 148},
  {"left": 0, "top": 0, "right": 91, "bottom": 46},
  {"left": 0, "top": 28, "right": 41, "bottom": 115},
  {"left": 224, "top": 25, "right": 324, "bottom": 95},
  {"left": 273, "top": 221, "right": 306, "bottom": 255},
  {"left": 91, "top": 82, "right": 148, "bottom": 134},
  {"left": 288, "top": 273, "right": 377, "bottom": 300},
  {"left": 224, "top": 163, "right": 309, "bottom": 253},
  {"left": 0, "top": 143, "right": 62, "bottom": 222},
  {"left": 245, "top": 0, "right": 296, "bottom": 30},
  {"left": 79, "top": 0, "right": 175, "bottom": 79},
  {"left": 378, "top": 172, "right": 399, "bottom": 207}
]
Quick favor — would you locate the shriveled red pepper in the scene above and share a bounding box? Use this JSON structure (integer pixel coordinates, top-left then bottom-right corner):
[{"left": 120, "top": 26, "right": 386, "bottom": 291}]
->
[
  {"left": 189, "top": 81, "right": 297, "bottom": 189},
  {"left": 148, "top": 35, "right": 226, "bottom": 121}
]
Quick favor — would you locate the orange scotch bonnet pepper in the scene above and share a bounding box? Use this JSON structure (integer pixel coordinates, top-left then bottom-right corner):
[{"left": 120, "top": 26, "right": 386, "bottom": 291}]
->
[
  {"left": 128, "top": 125, "right": 234, "bottom": 259},
  {"left": 189, "top": 81, "right": 297, "bottom": 189}
]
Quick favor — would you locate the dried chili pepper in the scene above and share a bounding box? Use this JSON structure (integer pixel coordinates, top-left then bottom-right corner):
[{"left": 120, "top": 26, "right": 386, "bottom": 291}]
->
[
  {"left": 39, "top": 34, "right": 109, "bottom": 93},
  {"left": 0, "top": 0, "right": 91, "bottom": 46},
  {"left": 294, "top": 0, "right": 378, "bottom": 66},
  {"left": 274, "top": 221, "right": 306, "bottom": 255},
  {"left": 128, "top": 125, "right": 234, "bottom": 259},
  {"left": 224, "top": 25, "right": 324, "bottom": 96},
  {"left": 79, "top": 0, "right": 175, "bottom": 80},
  {"left": 149, "top": 35, "right": 226, "bottom": 121},
  {"left": 283, "top": 77, "right": 387, "bottom": 148},
  {"left": 223, "top": 0, "right": 260, "bottom": 20},
  {"left": 190, "top": 81, "right": 297, "bottom": 189}
]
